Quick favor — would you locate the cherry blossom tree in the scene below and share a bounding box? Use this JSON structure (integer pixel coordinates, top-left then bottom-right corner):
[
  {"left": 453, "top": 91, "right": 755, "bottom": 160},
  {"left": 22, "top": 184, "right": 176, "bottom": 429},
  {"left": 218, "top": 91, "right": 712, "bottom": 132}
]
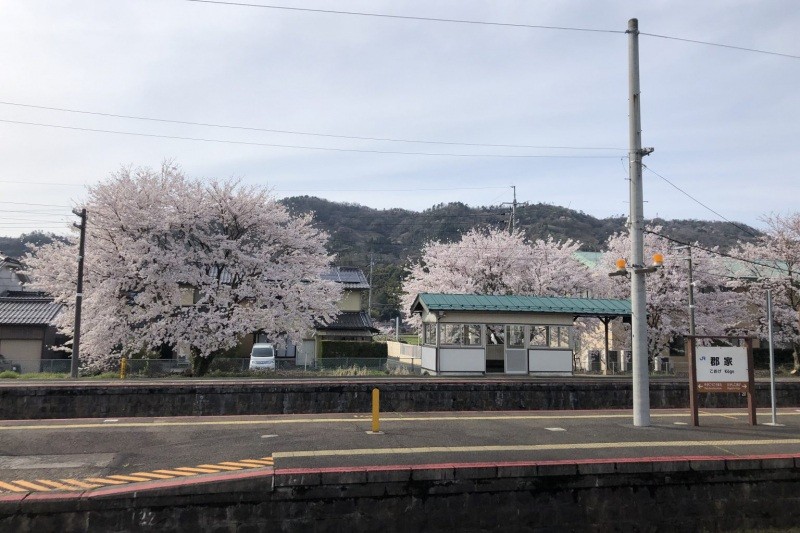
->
[
  {"left": 595, "top": 226, "right": 741, "bottom": 358},
  {"left": 401, "top": 228, "right": 592, "bottom": 324},
  {"left": 26, "top": 163, "right": 341, "bottom": 374},
  {"left": 721, "top": 213, "right": 800, "bottom": 372}
]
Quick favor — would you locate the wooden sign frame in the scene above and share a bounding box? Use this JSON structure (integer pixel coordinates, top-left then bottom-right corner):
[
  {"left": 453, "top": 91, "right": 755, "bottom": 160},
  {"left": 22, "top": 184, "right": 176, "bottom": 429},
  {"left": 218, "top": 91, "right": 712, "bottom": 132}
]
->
[{"left": 686, "top": 335, "right": 756, "bottom": 426}]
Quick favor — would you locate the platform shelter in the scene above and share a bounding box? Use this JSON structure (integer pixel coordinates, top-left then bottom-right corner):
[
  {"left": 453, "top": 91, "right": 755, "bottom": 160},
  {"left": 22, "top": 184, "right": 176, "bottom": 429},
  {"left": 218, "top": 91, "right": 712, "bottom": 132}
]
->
[{"left": 410, "top": 293, "right": 631, "bottom": 376}]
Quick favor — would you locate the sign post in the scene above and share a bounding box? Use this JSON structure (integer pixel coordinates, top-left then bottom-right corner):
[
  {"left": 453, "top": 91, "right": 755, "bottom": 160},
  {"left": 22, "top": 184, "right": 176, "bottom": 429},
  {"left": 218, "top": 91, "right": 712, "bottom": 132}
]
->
[{"left": 686, "top": 336, "right": 756, "bottom": 426}]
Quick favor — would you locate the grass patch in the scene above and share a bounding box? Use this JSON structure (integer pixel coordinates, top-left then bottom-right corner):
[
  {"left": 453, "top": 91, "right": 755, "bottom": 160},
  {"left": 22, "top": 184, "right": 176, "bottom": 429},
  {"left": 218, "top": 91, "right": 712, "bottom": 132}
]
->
[
  {"left": 86, "top": 372, "right": 120, "bottom": 380},
  {"left": 17, "top": 372, "right": 69, "bottom": 380},
  {"left": 0, "top": 370, "right": 20, "bottom": 379}
]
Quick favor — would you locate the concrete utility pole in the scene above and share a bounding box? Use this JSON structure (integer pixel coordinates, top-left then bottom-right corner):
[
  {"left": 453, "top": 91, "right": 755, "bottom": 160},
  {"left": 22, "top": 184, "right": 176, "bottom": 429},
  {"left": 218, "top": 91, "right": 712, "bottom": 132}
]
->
[
  {"left": 367, "top": 253, "right": 374, "bottom": 316},
  {"left": 686, "top": 247, "right": 696, "bottom": 337},
  {"left": 627, "top": 18, "right": 654, "bottom": 427},
  {"left": 71, "top": 208, "right": 87, "bottom": 379}
]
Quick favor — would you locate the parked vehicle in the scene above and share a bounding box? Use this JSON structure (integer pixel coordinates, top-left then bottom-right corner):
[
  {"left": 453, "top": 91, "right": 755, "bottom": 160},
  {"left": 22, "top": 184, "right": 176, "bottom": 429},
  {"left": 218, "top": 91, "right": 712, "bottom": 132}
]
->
[{"left": 249, "top": 343, "right": 276, "bottom": 370}]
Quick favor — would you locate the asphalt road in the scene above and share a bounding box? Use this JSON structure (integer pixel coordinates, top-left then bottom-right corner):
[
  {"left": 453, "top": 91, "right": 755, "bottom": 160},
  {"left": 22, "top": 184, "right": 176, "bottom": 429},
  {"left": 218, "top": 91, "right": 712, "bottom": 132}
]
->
[{"left": 1, "top": 407, "right": 799, "bottom": 492}]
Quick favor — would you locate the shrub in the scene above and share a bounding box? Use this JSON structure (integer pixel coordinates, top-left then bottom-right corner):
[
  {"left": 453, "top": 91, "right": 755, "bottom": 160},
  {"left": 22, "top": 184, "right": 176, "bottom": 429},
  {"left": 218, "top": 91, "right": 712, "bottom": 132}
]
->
[
  {"left": 320, "top": 341, "right": 387, "bottom": 358},
  {"left": 0, "top": 371, "right": 20, "bottom": 379}
]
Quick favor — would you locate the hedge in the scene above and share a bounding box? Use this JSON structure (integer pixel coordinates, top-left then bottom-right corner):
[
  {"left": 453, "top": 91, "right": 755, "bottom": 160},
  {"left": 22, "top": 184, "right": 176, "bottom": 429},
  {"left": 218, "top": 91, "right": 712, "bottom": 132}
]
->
[
  {"left": 320, "top": 341, "right": 387, "bottom": 358},
  {"left": 752, "top": 348, "right": 795, "bottom": 369}
]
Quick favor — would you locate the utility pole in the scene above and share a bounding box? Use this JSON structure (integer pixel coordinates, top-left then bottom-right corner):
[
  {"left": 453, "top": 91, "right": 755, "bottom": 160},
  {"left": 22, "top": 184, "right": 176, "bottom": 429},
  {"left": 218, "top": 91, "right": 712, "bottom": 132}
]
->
[
  {"left": 686, "top": 247, "right": 696, "bottom": 336},
  {"left": 501, "top": 185, "right": 526, "bottom": 234},
  {"left": 71, "top": 208, "right": 87, "bottom": 379},
  {"left": 367, "top": 253, "right": 374, "bottom": 317},
  {"left": 627, "top": 18, "right": 654, "bottom": 427}
]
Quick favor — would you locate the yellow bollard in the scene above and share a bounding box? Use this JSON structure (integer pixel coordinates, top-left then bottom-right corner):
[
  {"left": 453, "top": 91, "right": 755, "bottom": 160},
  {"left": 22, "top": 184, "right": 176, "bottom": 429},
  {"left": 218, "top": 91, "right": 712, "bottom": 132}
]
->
[
  {"left": 120, "top": 357, "right": 127, "bottom": 379},
  {"left": 371, "top": 387, "right": 380, "bottom": 433}
]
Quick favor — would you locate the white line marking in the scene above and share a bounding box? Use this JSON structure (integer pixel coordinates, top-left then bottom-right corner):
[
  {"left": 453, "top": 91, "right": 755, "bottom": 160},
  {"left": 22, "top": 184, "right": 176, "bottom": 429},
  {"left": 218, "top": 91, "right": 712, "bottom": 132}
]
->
[
  {"left": 545, "top": 427, "right": 566, "bottom": 432},
  {"left": 273, "top": 438, "right": 800, "bottom": 459},
  {"left": 103, "top": 419, "right": 119, "bottom": 423},
  {"left": 261, "top": 434, "right": 279, "bottom": 439}
]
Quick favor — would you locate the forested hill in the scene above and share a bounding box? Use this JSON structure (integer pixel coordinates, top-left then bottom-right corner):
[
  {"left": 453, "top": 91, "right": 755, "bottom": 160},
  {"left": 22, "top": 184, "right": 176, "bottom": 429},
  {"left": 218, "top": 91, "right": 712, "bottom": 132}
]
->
[
  {"left": 0, "top": 198, "right": 762, "bottom": 321},
  {"left": 280, "top": 196, "right": 761, "bottom": 267}
]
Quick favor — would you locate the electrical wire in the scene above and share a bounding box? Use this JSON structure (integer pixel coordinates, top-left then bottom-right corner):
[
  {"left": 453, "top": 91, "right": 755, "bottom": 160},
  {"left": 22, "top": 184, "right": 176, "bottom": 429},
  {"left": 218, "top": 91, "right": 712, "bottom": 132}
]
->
[
  {"left": 0, "top": 101, "right": 626, "bottom": 152},
  {"left": 0, "top": 119, "right": 622, "bottom": 159},
  {"left": 640, "top": 32, "right": 800, "bottom": 60},
  {"left": 644, "top": 229, "right": 790, "bottom": 276},
  {"left": 182, "top": 0, "right": 625, "bottom": 34},
  {"left": 642, "top": 165, "right": 761, "bottom": 239},
  {"left": 182, "top": 1, "right": 798, "bottom": 60}
]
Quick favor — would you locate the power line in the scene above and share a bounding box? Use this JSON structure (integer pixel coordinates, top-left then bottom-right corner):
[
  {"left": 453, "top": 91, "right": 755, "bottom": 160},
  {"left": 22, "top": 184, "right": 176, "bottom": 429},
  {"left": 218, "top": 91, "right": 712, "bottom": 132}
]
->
[
  {"left": 641, "top": 32, "right": 800, "bottom": 60},
  {"left": 644, "top": 229, "right": 790, "bottom": 276},
  {"left": 642, "top": 165, "right": 760, "bottom": 239},
  {"left": 0, "top": 119, "right": 622, "bottom": 159},
  {"left": 0, "top": 101, "right": 626, "bottom": 152},
  {"left": 0, "top": 200, "right": 72, "bottom": 208},
  {"left": 183, "top": 0, "right": 624, "bottom": 34},
  {"left": 182, "top": 1, "right": 799, "bottom": 60}
]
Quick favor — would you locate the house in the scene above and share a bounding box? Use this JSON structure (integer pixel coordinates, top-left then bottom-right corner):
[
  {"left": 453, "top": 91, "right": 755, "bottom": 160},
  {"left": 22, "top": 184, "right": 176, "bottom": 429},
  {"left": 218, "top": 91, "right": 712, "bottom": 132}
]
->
[
  {"left": 409, "top": 293, "right": 630, "bottom": 376},
  {"left": 297, "top": 266, "right": 378, "bottom": 365},
  {"left": 0, "top": 291, "right": 65, "bottom": 373}
]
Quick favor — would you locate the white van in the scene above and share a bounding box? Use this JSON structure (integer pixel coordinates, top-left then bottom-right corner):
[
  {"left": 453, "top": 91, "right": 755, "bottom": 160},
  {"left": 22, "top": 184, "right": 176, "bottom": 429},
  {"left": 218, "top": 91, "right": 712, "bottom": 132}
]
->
[{"left": 249, "top": 343, "right": 276, "bottom": 370}]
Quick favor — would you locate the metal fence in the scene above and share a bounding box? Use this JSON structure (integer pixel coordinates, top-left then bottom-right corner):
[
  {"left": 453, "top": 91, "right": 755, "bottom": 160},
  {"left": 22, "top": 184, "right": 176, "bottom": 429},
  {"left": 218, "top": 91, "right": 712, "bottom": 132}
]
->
[{"left": 0, "top": 357, "right": 412, "bottom": 377}]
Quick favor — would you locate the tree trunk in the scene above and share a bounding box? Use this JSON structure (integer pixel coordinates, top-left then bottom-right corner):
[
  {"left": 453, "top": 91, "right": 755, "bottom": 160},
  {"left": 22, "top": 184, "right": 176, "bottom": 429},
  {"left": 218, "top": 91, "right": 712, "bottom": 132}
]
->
[{"left": 190, "top": 348, "right": 214, "bottom": 376}]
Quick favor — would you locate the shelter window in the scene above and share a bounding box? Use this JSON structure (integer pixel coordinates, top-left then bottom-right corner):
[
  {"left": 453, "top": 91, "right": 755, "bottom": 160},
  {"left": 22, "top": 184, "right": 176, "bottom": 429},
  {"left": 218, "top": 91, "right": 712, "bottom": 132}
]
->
[
  {"left": 529, "top": 326, "right": 548, "bottom": 347},
  {"left": 549, "top": 326, "right": 571, "bottom": 348},
  {"left": 507, "top": 325, "right": 525, "bottom": 348},
  {"left": 441, "top": 324, "right": 463, "bottom": 345},
  {"left": 440, "top": 324, "right": 482, "bottom": 346},
  {"left": 423, "top": 323, "right": 437, "bottom": 345},
  {"left": 465, "top": 325, "right": 482, "bottom": 345}
]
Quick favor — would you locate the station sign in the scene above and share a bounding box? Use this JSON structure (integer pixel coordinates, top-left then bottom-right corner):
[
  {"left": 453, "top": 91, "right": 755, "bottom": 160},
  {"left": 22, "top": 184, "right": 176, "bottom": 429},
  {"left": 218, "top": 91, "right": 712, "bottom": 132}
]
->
[
  {"left": 686, "top": 336, "right": 756, "bottom": 426},
  {"left": 695, "top": 346, "right": 749, "bottom": 392}
]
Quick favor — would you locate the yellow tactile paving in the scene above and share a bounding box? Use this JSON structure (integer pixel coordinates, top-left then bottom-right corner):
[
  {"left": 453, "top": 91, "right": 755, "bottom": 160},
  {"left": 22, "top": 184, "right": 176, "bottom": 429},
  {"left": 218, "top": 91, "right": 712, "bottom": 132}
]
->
[
  {"left": 130, "top": 472, "right": 175, "bottom": 480},
  {"left": 152, "top": 469, "right": 198, "bottom": 477},
  {"left": 0, "top": 456, "right": 275, "bottom": 494},
  {"left": 84, "top": 477, "right": 128, "bottom": 486},
  {"left": 60, "top": 478, "right": 102, "bottom": 489},
  {"left": 236, "top": 459, "right": 273, "bottom": 466},
  {"left": 173, "top": 467, "right": 223, "bottom": 474},
  {"left": 106, "top": 474, "right": 156, "bottom": 482},
  {"left": 0, "top": 481, "right": 27, "bottom": 493},
  {"left": 218, "top": 461, "right": 264, "bottom": 468},
  {"left": 198, "top": 463, "right": 242, "bottom": 471},
  {"left": 34, "top": 479, "right": 81, "bottom": 490},
  {"left": 11, "top": 480, "right": 52, "bottom": 491}
]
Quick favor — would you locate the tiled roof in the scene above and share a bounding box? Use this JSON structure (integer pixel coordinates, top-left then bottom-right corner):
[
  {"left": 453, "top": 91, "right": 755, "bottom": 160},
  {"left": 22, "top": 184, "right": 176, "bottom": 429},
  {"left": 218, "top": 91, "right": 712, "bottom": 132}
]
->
[
  {"left": 411, "top": 293, "right": 631, "bottom": 317},
  {"left": 0, "top": 295, "right": 63, "bottom": 325},
  {"left": 321, "top": 267, "right": 370, "bottom": 289},
  {"left": 317, "top": 311, "right": 377, "bottom": 332}
]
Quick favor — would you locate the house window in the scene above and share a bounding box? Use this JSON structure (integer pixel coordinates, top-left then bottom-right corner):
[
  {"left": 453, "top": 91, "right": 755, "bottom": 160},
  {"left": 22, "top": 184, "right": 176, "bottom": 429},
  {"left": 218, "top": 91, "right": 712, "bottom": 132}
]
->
[
  {"left": 507, "top": 325, "right": 525, "bottom": 348},
  {"left": 440, "top": 324, "right": 482, "bottom": 346}
]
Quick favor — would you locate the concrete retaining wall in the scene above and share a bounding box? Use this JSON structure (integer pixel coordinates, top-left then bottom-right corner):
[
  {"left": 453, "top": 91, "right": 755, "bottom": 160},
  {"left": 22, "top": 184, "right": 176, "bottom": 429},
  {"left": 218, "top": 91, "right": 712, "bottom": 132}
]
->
[
  {"left": 2, "top": 455, "right": 799, "bottom": 532},
  {"left": 1, "top": 379, "right": 800, "bottom": 420}
]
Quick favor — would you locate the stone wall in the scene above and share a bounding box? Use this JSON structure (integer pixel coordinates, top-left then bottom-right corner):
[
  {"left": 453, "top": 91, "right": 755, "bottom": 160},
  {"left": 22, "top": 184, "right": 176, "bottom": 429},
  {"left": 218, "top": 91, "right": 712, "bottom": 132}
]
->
[
  {"left": 1, "top": 456, "right": 799, "bottom": 532},
  {"left": 1, "top": 379, "right": 799, "bottom": 420}
]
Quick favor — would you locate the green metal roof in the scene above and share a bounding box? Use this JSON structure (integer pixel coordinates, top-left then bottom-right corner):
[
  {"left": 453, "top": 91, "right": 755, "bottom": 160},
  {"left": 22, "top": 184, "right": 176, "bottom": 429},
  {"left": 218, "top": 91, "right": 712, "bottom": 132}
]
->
[{"left": 411, "top": 293, "right": 630, "bottom": 317}]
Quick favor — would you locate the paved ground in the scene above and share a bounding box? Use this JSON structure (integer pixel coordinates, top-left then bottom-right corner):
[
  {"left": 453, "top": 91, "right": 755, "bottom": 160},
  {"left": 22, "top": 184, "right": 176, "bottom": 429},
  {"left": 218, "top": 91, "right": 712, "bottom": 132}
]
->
[{"left": 1, "top": 407, "right": 799, "bottom": 493}]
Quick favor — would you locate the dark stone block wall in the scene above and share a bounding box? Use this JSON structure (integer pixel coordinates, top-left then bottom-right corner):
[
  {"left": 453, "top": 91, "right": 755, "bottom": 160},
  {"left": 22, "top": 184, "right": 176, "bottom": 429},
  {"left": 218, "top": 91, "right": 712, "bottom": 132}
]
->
[
  {"left": 1, "top": 457, "right": 799, "bottom": 532},
  {"left": 0, "top": 379, "right": 799, "bottom": 419}
]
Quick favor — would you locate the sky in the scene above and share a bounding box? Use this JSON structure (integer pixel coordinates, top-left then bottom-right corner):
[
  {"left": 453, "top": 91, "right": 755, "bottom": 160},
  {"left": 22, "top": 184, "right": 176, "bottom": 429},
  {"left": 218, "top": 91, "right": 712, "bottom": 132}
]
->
[{"left": 1, "top": 0, "right": 798, "bottom": 236}]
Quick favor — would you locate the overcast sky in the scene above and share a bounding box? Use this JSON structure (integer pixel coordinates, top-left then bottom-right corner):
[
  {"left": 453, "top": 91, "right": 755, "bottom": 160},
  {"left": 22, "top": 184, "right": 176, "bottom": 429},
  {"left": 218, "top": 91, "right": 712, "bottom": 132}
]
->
[{"left": 1, "top": 1, "right": 798, "bottom": 236}]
